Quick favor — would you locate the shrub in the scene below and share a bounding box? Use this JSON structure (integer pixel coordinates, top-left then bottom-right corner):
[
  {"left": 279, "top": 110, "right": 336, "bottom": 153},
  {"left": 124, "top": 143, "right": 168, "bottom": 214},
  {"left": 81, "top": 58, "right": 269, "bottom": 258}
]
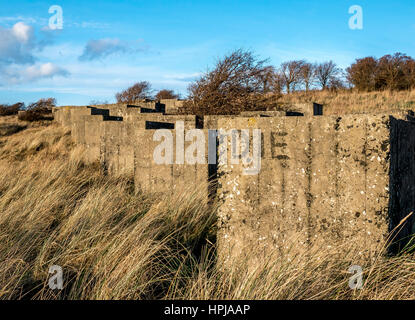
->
[
  {"left": 17, "top": 110, "right": 47, "bottom": 122},
  {"left": 27, "top": 98, "right": 56, "bottom": 114},
  {"left": 346, "top": 57, "right": 378, "bottom": 92},
  {"left": 182, "top": 49, "right": 276, "bottom": 115},
  {"left": 155, "top": 89, "right": 179, "bottom": 100},
  {"left": 17, "top": 98, "right": 56, "bottom": 122},
  {"left": 0, "top": 102, "right": 24, "bottom": 116},
  {"left": 115, "top": 81, "right": 153, "bottom": 103}
]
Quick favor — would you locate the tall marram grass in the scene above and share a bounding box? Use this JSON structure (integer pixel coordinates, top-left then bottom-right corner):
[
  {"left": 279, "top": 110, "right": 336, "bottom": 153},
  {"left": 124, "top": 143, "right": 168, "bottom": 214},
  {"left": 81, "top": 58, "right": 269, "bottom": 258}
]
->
[
  {"left": 1, "top": 117, "right": 415, "bottom": 300},
  {"left": 0, "top": 122, "right": 217, "bottom": 299}
]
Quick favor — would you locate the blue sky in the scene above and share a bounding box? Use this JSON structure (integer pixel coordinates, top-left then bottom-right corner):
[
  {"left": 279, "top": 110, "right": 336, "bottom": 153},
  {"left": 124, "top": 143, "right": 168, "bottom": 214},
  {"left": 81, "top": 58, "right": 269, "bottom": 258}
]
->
[{"left": 0, "top": 0, "right": 414, "bottom": 106}]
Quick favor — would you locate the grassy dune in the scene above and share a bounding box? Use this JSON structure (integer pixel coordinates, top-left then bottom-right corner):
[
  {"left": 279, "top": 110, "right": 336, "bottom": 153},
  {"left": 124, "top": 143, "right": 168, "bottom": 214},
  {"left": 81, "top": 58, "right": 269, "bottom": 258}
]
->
[
  {"left": 278, "top": 89, "right": 415, "bottom": 115},
  {"left": 0, "top": 96, "right": 415, "bottom": 299}
]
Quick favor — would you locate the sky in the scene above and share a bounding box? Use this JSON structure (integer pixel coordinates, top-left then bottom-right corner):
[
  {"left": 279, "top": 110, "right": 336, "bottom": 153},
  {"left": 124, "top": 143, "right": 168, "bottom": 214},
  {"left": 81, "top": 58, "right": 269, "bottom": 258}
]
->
[{"left": 0, "top": 0, "right": 415, "bottom": 106}]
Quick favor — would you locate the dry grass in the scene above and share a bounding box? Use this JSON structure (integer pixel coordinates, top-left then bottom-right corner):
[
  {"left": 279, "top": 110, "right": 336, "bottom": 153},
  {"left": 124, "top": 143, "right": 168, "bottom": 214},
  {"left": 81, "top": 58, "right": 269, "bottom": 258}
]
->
[
  {"left": 277, "top": 89, "right": 415, "bottom": 115},
  {"left": 0, "top": 112, "right": 415, "bottom": 300},
  {"left": 0, "top": 118, "right": 216, "bottom": 299}
]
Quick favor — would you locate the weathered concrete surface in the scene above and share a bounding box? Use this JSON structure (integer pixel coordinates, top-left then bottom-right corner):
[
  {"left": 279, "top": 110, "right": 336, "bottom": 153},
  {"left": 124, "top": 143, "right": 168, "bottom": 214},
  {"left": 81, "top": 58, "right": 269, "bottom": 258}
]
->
[
  {"left": 216, "top": 112, "right": 415, "bottom": 266},
  {"left": 159, "top": 99, "right": 184, "bottom": 114},
  {"left": 52, "top": 106, "right": 78, "bottom": 127},
  {"left": 83, "top": 114, "right": 105, "bottom": 163},
  {"left": 239, "top": 110, "right": 286, "bottom": 117},
  {"left": 90, "top": 101, "right": 161, "bottom": 117},
  {"left": 124, "top": 114, "right": 197, "bottom": 129},
  {"left": 133, "top": 129, "right": 209, "bottom": 196}
]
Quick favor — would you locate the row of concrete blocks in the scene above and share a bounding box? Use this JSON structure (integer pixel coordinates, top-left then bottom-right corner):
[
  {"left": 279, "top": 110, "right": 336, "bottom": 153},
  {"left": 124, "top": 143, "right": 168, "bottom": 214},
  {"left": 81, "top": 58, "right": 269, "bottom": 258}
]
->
[
  {"left": 52, "top": 101, "right": 323, "bottom": 131},
  {"left": 52, "top": 99, "right": 184, "bottom": 125},
  {"left": 53, "top": 104, "right": 415, "bottom": 268}
]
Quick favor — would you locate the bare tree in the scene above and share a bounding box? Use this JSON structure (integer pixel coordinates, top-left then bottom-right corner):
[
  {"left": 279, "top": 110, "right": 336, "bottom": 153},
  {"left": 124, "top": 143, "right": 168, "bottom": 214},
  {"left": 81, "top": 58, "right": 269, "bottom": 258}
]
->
[
  {"left": 258, "top": 66, "right": 285, "bottom": 94},
  {"left": 314, "top": 61, "right": 342, "bottom": 90},
  {"left": 259, "top": 66, "right": 276, "bottom": 93},
  {"left": 279, "top": 60, "right": 306, "bottom": 93},
  {"left": 299, "top": 62, "right": 315, "bottom": 92},
  {"left": 328, "top": 76, "right": 347, "bottom": 91},
  {"left": 155, "top": 89, "right": 179, "bottom": 100},
  {"left": 183, "top": 49, "right": 272, "bottom": 115},
  {"left": 271, "top": 71, "right": 285, "bottom": 94},
  {"left": 115, "top": 81, "right": 153, "bottom": 103}
]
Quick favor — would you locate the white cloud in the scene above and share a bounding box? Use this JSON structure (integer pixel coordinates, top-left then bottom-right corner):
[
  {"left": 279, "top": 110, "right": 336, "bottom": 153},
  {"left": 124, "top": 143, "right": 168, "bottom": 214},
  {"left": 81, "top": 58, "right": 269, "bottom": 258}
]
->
[
  {"left": 24, "top": 62, "right": 69, "bottom": 81},
  {"left": 0, "top": 21, "right": 58, "bottom": 65},
  {"left": 0, "top": 22, "right": 36, "bottom": 64},
  {"left": 2, "top": 62, "right": 69, "bottom": 84},
  {"left": 79, "top": 38, "right": 149, "bottom": 61},
  {"left": 0, "top": 22, "right": 69, "bottom": 85},
  {"left": 0, "top": 62, "right": 194, "bottom": 102},
  {"left": 79, "top": 38, "right": 127, "bottom": 61},
  {"left": 12, "top": 22, "right": 33, "bottom": 43},
  {"left": 0, "top": 35, "right": 214, "bottom": 103}
]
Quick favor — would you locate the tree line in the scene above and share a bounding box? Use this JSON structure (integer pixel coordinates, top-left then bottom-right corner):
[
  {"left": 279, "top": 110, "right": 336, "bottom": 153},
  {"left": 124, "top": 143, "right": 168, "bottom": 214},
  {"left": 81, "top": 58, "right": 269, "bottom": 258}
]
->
[
  {"left": 239, "top": 51, "right": 415, "bottom": 94},
  {"left": 115, "top": 49, "right": 415, "bottom": 114},
  {"left": 346, "top": 53, "right": 415, "bottom": 91}
]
